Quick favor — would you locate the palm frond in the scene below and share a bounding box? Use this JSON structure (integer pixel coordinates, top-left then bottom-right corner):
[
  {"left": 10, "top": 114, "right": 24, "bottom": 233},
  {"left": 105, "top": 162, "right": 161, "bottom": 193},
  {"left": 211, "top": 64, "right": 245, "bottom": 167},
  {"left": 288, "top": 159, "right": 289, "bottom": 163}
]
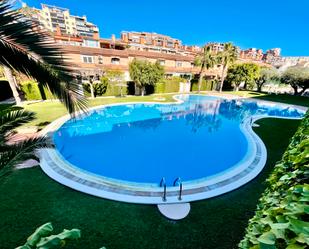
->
[
  {"left": 0, "top": 108, "right": 35, "bottom": 137},
  {"left": 0, "top": 0, "right": 87, "bottom": 113},
  {"left": 0, "top": 136, "right": 51, "bottom": 178}
]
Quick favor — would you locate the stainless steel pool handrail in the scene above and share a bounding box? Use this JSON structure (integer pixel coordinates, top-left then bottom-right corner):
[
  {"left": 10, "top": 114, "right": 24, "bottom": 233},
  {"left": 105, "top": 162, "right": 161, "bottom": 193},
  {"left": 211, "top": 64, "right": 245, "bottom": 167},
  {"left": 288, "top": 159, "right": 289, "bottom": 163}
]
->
[
  {"left": 173, "top": 177, "right": 183, "bottom": 201},
  {"left": 160, "top": 177, "right": 167, "bottom": 202}
]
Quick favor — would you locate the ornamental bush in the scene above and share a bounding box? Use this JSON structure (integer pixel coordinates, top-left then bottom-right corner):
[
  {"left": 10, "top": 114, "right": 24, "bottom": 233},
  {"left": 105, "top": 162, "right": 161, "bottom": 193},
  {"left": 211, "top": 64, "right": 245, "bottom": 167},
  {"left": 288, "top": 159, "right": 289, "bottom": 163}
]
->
[
  {"left": 82, "top": 77, "right": 128, "bottom": 97},
  {"left": 20, "top": 80, "right": 54, "bottom": 100},
  {"left": 190, "top": 79, "right": 213, "bottom": 91},
  {"left": 239, "top": 111, "right": 309, "bottom": 249},
  {"left": 154, "top": 76, "right": 184, "bottom": 93}
]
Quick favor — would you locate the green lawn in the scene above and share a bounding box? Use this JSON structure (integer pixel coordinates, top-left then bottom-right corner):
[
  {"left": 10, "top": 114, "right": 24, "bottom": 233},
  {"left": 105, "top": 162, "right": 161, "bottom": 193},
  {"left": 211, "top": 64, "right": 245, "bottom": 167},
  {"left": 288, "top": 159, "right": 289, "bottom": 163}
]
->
[
  {"left": 0, "top": 118, "right": 300, "bottom": 249},
  {"left": 225, "top": 90, "right": 309, "bottom": 107}
]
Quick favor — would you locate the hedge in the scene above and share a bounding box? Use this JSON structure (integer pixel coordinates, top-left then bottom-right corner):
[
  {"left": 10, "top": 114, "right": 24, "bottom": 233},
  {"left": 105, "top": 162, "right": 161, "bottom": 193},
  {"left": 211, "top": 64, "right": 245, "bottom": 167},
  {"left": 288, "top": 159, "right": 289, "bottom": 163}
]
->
[
  {"left": 190, "top": 79, "right": 213, "bottom": 91},
  {"left": 239, "top": 111, "right": 309, "bottom": 249},
  {"left": 82, "top": 77, "right": 128, "bottom": 97},
  {"left": 154, "top": 76, "right": 183, "bottom": 93},
  {"left": 20, "top": 80, "right": 54, "bottom": 100}
]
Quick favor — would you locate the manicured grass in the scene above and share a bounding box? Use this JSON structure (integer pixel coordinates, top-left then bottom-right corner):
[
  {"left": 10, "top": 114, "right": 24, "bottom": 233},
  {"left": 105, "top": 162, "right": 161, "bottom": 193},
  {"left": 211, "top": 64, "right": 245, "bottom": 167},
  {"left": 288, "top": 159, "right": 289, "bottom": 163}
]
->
[
  {"left": 224, "top": 90, "right": 267, "bottom": 98},
  {"left": 0, "top": 118, "right": 300, "bottom": 249},
  {"left": 225, "top": 90, "right": 309, "bottom": 107},
  {"left": 22, "top": 94, "right": 177, "bottom": 128}
]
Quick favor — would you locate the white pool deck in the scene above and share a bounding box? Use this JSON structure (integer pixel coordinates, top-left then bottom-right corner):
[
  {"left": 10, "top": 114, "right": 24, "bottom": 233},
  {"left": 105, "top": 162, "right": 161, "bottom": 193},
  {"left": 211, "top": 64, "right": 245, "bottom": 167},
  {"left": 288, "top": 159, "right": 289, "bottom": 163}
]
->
[
  {"left": 158, "top": 203, "right": 191, "bottom": 220},
  {"left": 38, "top": 95, "right": 306, "bottom": 205}
]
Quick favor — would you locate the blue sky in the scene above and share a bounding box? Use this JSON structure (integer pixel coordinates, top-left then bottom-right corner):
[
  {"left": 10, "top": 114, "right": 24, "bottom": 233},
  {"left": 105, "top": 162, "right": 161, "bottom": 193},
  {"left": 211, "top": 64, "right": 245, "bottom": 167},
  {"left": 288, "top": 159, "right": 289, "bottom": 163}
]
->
[{"left": 22, "top": 0, "right": 309, "bottom": 56}]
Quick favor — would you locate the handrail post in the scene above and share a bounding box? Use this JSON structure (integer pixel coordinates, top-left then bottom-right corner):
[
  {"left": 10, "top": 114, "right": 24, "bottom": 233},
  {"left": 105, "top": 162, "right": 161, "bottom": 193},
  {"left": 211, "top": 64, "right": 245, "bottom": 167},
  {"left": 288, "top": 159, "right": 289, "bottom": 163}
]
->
[
  {"left": 160, "top": 177, "right": 167, "bottom": 202},
  {"left": 173, "top": 177, "right": 183, "bottom": 201}
]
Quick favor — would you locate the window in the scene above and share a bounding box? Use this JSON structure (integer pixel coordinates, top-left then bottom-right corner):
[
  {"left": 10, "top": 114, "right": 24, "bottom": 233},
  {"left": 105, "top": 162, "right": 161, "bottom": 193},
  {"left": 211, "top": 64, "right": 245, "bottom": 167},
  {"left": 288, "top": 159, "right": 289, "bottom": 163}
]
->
[
  {"left": 167, "top": 40, "right": 174, "bottom": 47},
  {"left": 81, "top": 55, "right": 94, "bottom": 64},
  {"left": 98, "top": 56, "right": 103, "bottom": 64},
  {"left": 176, "top": 61, "right": 182, "bottom": 67},
  {"left": 158, "top": 60, "right": 165, "bottom": 66},
  {"left": 111, "top": 57, "right": 120, "bottom": 65},
  {"left": 157, "top": 40, "right": 163, "bottom": 46},
  {"left": 82, "top": 39, "right": 99, "bottom": 48}
]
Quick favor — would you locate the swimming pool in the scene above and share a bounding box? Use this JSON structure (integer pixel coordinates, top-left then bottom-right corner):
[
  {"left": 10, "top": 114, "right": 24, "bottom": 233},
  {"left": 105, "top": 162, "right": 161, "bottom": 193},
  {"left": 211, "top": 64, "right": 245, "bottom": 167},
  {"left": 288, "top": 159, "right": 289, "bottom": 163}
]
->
[{"left": 40, "top": 95, "right": 305, "bottom": 204}]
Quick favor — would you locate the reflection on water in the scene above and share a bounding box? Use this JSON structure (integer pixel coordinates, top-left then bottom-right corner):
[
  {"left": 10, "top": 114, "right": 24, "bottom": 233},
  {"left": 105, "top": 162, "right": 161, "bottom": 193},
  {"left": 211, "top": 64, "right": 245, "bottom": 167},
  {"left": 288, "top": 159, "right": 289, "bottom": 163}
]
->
[
  {"left": 53, "top": 95, "right": 305, "bottom": 184},
  {"left": 58, "top": 95, "right": 305, "bottom": 137}
]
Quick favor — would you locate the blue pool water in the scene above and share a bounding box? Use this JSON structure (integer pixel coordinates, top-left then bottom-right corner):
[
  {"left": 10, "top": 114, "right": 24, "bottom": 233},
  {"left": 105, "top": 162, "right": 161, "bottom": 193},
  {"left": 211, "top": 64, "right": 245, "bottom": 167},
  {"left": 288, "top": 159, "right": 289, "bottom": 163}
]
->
[{"left": 53, "top": 95, "right": 304, "bottom": 186}]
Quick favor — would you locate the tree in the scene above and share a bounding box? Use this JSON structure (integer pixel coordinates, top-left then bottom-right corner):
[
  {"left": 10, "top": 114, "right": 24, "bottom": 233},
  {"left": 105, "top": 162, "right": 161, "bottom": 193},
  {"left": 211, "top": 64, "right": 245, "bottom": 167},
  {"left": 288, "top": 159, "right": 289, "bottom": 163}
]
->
[
  {"left": 0, "top": 0, "right": 86, "bottom": 113},
  {"left": 194, "top": 45, "right": 218, "bottom": 93},
  {"left": 255, "top": 67, "right": 278, "bottom": 92},
  {"left": 0, "top": 104, "right": 51, "bottom": 178},
  {"left": 217, "top": 43, "right": 238, "bottom": 92},
  {"left": 105, "top": 70, "right": 126, "bottom": 96},
  {"left": 129, "top": 59, "right": 164, "bottom": 96},
  {"left": 3, "top": 66, "right": 21, "bottom": 104},
  {"left": 225, "top": 63, "right": 260, "bottom": 91},
  {"left": 225, "top": 64, "right": 247, "bottom": 91},
  {"left": 242, "top": 63, "right": 260, "bottom": 90},
  {"left": 280, "top": 66, "right": 309, "bottom": 95}
]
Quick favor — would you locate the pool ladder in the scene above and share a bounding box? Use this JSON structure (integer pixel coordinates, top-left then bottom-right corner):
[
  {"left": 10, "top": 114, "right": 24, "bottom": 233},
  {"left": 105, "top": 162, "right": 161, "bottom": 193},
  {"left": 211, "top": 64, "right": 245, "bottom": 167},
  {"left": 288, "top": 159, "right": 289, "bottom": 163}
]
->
[
  {"left": 160, "top": 177, "right": 167, "bottom": 202},
  {"left": 173, "top": 177, "right": 183, "bottom": 201},
  {"left": 159, "top": 177, "right": 183, "bottom": 202}
]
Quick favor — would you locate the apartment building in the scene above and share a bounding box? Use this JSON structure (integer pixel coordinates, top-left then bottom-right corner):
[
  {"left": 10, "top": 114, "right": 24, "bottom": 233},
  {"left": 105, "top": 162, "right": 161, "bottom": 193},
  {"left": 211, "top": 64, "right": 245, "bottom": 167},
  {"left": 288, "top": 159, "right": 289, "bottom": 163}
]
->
[
  {"left": 262, "top": 48, "right": 281, "bottom": 64},
  {"left": 20, "top": 3, "right": 281, "bottom": 84},
  {"left": 50, "top": 32, "right": 208, "bottom": 80},
  {"left": 239, "top": 48, "right": 264, "bottom": 61},
  {"left": 63, "top": 44, "right": 206, "bottom": 81},
  {"left": 21, "top": 3, "right": 99, "bottom": 39},
  {"left": 207, "top": 42, "right": 225, "bottom": 53},
  {"left": 120, "top": 31, "right": 202, "bottom": 56}
]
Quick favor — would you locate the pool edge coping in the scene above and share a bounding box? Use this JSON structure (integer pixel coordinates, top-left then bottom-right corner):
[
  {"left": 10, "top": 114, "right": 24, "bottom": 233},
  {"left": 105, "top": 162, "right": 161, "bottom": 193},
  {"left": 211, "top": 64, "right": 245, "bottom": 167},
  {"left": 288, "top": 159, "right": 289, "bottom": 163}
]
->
[{"left": 37, "top": 94, "right": 306, "bottom": 204}]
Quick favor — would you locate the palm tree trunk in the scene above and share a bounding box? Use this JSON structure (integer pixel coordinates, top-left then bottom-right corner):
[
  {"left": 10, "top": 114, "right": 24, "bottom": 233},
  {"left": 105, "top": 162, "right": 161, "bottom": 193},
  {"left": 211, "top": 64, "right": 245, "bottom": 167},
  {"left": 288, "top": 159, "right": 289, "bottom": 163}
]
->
[
  {"left": 88, "top": 82, "right": 94, "bottom": 99},
  {"left": 3, "top": 66, "right": 21, "bottom": 105},
  {"left": 198, "top": 72, "right": 204, "bottom": 93},
  {"left": 219, "top": 64, "right": 227, "bottom": 92},
  {"left": 141, "top": 86, "right": 145, "bottom": 96}
]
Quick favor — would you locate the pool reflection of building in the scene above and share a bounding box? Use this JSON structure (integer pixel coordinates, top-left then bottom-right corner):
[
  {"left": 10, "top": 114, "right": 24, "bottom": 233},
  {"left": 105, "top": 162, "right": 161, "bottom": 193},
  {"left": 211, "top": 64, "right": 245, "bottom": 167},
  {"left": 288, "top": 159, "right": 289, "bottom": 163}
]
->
[{"left": 58, "top": 97, "right": 304, "bottom": 138}]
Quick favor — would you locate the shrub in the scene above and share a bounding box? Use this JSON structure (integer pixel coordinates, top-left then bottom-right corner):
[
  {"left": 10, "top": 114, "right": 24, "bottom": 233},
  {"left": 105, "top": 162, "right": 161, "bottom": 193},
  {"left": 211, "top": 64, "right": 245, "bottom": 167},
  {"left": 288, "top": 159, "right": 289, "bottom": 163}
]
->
[
  {"left": 154, "top": 81, "right": 165, "bottom": 93},
  {"left": 190, "top": 79, "right": 213, "bottom": 91},
  {"left": 82, "top": 77, "right": 128, "bottom": 97},
  {"left": 20, "top": 80, "right": 54, "bottom": 100},
  {"left": 154, "top": 76, "right": 183, "bottom": 93},
  {"left": 17, "top": 222, "right": 81, "bottom": 249},
  {"left": 20, "top": 80, "right": 41, "bottom": 100},
  {"left": 239, "top": 111, "right": 309, "bottom": 249}
]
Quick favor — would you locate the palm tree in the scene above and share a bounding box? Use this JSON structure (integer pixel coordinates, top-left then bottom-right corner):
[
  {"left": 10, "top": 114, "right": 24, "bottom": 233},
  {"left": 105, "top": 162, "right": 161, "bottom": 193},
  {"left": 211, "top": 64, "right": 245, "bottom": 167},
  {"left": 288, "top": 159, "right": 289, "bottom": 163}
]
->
[
  {"left": 218, "top": 43, "right": 238, "bottom": 92},
  {"left": 0, "top": 104, "right": 51, "bottom": 178},
  {"left": 0, "top": 0, "right": 86, "bottom": 113},
  {"left": 194, "top": 45, "right": 218, "bottom": 93}
]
